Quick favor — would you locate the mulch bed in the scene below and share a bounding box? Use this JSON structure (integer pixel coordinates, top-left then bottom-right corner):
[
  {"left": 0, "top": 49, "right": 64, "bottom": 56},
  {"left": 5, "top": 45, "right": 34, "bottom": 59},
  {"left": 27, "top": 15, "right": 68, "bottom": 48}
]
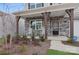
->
[
  {"left": 0, "top": 40, "right": 50, "bottom": 55},
  {"left": 62, "top": 41, "right": 79, "bottom": 47}
]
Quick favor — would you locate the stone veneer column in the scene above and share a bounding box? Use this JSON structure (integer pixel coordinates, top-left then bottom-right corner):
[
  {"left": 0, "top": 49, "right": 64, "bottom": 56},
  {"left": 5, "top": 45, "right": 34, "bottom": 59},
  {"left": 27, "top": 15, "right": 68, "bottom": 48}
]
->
[{"left": 59, "top": 17, "right": 70, "bottom": 37}]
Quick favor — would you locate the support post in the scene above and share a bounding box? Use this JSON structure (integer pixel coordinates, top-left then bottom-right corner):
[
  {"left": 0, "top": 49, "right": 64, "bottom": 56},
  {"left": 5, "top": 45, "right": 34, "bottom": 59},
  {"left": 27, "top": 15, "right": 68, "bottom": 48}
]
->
[
  {"left": 42, "top": 12, "right": 50, "bottom": 39},
  {"left": 25, "top": 18, "right": 29, "bottom": 36},
  {"left": 16, "top": 16, "right": 20, "bottom": 36},
  {"left": 65, "top": 9, "right": 74, "bottom": 40}
]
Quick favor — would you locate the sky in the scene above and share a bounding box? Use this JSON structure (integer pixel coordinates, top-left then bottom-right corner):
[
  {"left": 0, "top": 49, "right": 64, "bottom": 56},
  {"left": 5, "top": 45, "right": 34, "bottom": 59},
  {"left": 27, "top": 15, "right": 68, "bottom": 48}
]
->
[{"left": 0, "top": 3, "right": 25, "bottom": 13}]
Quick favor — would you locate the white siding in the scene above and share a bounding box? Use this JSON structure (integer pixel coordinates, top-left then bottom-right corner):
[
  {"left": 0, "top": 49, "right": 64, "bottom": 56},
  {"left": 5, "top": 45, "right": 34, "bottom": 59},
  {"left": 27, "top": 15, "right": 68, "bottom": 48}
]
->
[
  {"left": 0, "top": 14, "right": 16, "bottom": 38},
  {"left": 24, "top": 3, "right": 29, "bottom": 10},
  {"left": 74, "top": 20, "right": 79, "bottom": 41},
  {"left": 44, "top": 3, "right": 50, "bottom": 7},
  {"left": 0, "top": 16, "right": 4, "bottom": 37},
  {"left": 19, "top": 18, "right": 25, "bottom": 35}
]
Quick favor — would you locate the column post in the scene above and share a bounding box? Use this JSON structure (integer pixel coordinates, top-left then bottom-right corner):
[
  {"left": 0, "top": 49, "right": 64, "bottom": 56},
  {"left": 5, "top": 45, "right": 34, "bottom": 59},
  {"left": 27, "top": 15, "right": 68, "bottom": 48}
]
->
[
  {"left": 65, "top": 9, "right": 74, "bottom": 40},
  {"left": 25, "top": 18, "right": 29, "bottom": 36},
  {"left": 16, "top": 16, "right": 20, "bottom": 36},
  {"left": 42, "top": 12, "right": 50, "bottom": 39}
]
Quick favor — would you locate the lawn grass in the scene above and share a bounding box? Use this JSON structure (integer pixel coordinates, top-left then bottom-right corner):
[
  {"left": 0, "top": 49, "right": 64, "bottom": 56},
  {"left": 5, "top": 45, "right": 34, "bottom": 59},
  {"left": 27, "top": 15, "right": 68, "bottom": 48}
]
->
[
  {"left": 0, "top": 38, "right": 5, "bottom": 45},
  {"left": 47, "top": 49, "right": 79, "bottom": 55}
]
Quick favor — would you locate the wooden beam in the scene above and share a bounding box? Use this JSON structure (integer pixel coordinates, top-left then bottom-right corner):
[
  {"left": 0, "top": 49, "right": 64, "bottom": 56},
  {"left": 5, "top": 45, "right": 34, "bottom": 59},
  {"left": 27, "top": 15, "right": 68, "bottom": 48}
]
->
[
  {"left": 65, "top": 9, "right": 74, "bottom": 39},
  {"left": 16, "top": 16, "right": 21, "bottom": 35},
  {"left": 25, "top": 16, "right": 64, "bottom": 19},
  {"left": 26, "top": 16, "right": 43, "bottom": 19}
]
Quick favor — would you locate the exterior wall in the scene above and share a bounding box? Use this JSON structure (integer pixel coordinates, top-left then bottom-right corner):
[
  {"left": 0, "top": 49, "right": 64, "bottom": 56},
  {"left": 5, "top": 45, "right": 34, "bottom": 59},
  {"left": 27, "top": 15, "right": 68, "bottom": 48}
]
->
[
  {"left": 59, "top": 18, "right": 70, "bottom": 37},
  {"left": 74, "top": 7, "right": 79, "bottom": 19},
  {"left": 0, "top": 14, "right": 16, "bottom": 38},
  {"left": 24, "top": 3, "right": 29, "bottom": 10},
  {"left": 74, "top": 20, "right": 79, "bottom": 41},
  {"left": 47, "top": 17, "right": 70, "bottom": 37},
  {"left": 24, "top": 17, "right": 70, "bottom": 37},
  {"left": 0, "top": 16, "right": 4, "bottom": 37},
  {"left": 44, "top": 3, "right": 50, "bottom": 7},
  {"left": 25, "top": 19, "right": 45, "bottom": 35},
  {"left": 19, "top": 18, "right": 25, "bottom": 35}
]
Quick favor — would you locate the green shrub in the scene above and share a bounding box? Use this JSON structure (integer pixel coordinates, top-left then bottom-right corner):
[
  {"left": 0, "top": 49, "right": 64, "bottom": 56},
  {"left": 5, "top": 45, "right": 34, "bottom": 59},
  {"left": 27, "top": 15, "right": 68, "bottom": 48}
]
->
[
  {"left": 18, "top": 45, "right": 27, "bottom": 53},
  {"left": 6, "top": 34, "right": 11, "bottom": 43},
  {"left": 22, "top": 35, "right": 27, "bottom": 40},
  {"left": 0, "top": 50, "right": 10, "bottom": 55},
  {"left": 16, "top": 34, "right": 21, "bottom": 39},
  {"left": 0, "top": 37, "right": 5, "bottom": 44},
  {"left": 40, "top": 35, "right": 45, "bottom": 42},
  {"left": 67, "top": 37, "right": 72, "bottom": 43}
]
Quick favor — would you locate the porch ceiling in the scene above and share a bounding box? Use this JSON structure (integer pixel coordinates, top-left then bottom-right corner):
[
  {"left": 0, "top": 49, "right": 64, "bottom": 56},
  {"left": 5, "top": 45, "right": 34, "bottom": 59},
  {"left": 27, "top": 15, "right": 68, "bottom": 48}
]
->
[{"left": 13, "top": 3, "right": 79, "bottom": 17}]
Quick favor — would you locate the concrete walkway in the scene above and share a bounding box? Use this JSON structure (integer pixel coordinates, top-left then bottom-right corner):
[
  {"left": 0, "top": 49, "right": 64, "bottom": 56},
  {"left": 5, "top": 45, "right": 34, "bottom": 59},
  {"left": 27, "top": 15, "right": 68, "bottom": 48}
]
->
[
  {"left": 49, "top": 40, "right": 79, "bottom": 54},
  {"left": 48, "top": 36, "right": 67, "bottom": 41}
]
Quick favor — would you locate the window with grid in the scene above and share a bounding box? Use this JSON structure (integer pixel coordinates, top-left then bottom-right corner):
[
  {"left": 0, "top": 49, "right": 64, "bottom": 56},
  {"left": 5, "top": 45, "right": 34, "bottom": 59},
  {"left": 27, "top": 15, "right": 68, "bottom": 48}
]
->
[
  {"left": 36, "top": 3, "right": 44, "bottom": 8},
  {"left": 28, "top": 3, "right": 44, "bottom": 9},
  {"left": 29, "top": 3, "right": 35, "bottom": 9}
]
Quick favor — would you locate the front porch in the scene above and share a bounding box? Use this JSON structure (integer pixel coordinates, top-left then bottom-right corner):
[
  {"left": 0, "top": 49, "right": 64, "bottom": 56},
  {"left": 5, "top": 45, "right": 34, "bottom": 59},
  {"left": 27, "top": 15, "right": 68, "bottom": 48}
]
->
[{"left": 14, "top": 4, "right": 79, "bottom": 40}]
